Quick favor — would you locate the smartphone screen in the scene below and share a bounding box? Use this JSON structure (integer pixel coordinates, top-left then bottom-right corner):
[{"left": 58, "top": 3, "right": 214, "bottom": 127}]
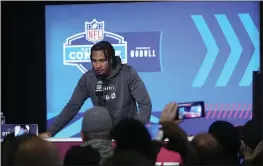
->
[
  {"left": 153, "top": 129, "right": 164, "bottom": 141},
  {"left": 176, "top": 101, "right": 205, "bottom": 120},
  {"left": 14, "top": 125, "right": 30, "bottom": 137}
]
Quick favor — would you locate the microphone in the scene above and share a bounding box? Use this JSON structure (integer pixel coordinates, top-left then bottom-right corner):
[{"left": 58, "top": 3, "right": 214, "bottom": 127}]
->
[
  {"left": 95, "top": 80, "right": 103, "bottom": 97},
  {"left": 95, "top": 80, "right": 104, "bottom": 106}
]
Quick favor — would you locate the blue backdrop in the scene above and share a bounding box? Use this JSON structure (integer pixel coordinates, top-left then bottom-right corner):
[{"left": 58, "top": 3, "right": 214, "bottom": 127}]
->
[{"left": 45, "top": 2, "right": 259, "bottom": 138}]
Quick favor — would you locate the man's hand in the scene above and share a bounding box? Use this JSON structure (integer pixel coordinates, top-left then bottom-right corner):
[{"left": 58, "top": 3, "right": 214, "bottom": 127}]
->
[
  {"left": 241, "top": 140, "right": 263, "bottom": 161},
  {"left": 159, "top": 102, "right": 182, "bottom": 124},
  {"left": 39, "top": 132, "right": 52, "bottom": 138},
  {"left": 252, "top": 140, "right": 263, "bottom": 158}
]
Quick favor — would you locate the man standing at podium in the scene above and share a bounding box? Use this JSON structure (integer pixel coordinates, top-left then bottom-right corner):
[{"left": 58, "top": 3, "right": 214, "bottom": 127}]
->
[{"left": 40, "top": 41, "right": 152, "bottom": 138}]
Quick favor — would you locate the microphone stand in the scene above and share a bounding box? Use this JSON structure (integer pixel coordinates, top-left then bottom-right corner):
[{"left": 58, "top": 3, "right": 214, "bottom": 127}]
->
[
  {"left": 98, "top": 96, "right": 102, "bottom": 106},
  {"left": 96, "top": 76, "right": 106, "bottom": 107}
]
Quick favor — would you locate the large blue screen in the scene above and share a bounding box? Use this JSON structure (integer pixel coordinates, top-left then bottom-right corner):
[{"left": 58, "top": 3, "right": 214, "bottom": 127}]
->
[{"left": 45, "top": 2, "right": 259, "bottom": 138}]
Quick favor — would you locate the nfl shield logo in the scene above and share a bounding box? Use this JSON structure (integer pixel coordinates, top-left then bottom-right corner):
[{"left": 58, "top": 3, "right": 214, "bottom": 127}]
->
[{"left": 85, "top": 19, "right": 104, "bottom": 43}]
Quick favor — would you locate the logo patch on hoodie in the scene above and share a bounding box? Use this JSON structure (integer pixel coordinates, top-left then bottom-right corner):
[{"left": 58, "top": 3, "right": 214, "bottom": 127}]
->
[{"left": 63, "top": 19, "right": 162, "bottom": 73}]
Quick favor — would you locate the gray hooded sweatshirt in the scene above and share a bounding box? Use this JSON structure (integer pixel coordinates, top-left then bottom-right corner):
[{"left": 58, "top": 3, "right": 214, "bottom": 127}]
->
[
  {"left": 48, "top": 57, "right": 152, "bottom": 136},
  {"left": 81, "top": 139, "right": 114, "bottom": 165}
]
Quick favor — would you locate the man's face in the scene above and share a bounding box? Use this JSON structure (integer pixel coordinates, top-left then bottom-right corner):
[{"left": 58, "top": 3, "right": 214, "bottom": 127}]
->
[{"left": 91, "top": 50, "right": 110, "bottom": 75}]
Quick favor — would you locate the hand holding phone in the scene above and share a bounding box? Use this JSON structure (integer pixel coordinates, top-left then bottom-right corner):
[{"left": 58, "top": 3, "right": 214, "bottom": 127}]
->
[{"left": 159, "top": 103, "right": 182, "bottom": 124}]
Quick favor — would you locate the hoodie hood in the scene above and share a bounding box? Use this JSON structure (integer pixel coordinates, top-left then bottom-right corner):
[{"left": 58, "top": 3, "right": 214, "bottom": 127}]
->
[
  {"left": 107, "top": 56, "right": 122, "bottom": 80},
  {"left": 81, "top": 139, "right": 114, "bottom": 159}
]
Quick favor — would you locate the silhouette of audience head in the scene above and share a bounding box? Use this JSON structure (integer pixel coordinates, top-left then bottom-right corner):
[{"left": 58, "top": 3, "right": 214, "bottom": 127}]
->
[
  {"left": 191, "top": 133, "right": 225, "bottom": 165},
  {"left": 14, "top": 135, "right": 61, "bottom": 166},
  {"left": 2, "top": 133, "right": 35, "bottom": 166},
  {"left": 64, "top": 145, "right": 101, "bottom": 165},
  {"left": 208, "top": 120, "right": 240, "bottom": 162},
  {"left": 241, "top": 120, "right": 262, "bottom": 150},
  {"left": 104, "top": 150, "right": 154, "bottom": 166},
  {"left": 111, "top": 118, "right": 155, "bottom": 161}
]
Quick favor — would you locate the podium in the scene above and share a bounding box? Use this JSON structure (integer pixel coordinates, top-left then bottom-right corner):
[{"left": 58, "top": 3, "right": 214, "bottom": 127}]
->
[{"left": 1, "top": 124, "right": 38, "bottom": 140}]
